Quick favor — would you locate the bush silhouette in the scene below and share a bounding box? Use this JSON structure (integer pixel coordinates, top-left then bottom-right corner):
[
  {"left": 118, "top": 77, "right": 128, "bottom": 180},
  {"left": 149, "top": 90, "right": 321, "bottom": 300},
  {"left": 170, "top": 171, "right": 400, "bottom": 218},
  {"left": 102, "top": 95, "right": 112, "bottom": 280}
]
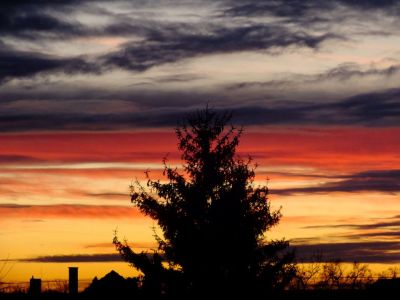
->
[{"left": 114, "top": 108, "right": 294, "bottom": 298}]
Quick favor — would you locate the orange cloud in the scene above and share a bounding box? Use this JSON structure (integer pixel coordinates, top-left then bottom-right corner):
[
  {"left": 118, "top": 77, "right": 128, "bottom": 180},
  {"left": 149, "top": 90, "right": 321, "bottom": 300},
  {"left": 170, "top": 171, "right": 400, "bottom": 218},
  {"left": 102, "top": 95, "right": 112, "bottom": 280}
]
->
[
  {"left": 0, "top": 204, "right": 144, "bottom": 219},
  {"left": 0, "top": 132, "right": 177, "bottom": 163},
  {"left": 240, "top": 127, "right": 400, "bottom": 171},
  {"left": 0, "top": 128, "right": 398, "bottom": 173},
  {"left": 85, "top": 241, "right": 157, "bottom": 250},
  {"left": 0, "top": 167, "right": 166, "bottom": 180}
]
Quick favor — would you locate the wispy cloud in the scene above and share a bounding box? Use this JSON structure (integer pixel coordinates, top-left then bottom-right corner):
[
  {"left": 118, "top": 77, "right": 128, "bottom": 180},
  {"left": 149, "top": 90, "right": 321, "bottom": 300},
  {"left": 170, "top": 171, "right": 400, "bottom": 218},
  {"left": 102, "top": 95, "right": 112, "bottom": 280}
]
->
[
  {"left": 0, "top": 1, "right": 89, "bottom": 39},
  {"left": 20, "top": 253, "right": 122, "bottom": 263},
  {"left": 0, "top": 1, "right": 399, "bottom": 132},
  {"left": 223, "top": 0, "right": 400, "bottom": 20},
  {"left": 303, "top": 215, "right": 400, "bottom": 230},
  {"left": 0, "top": 45, "right": 100, "bottom": 84},
  {"left": 273, "top": 169, "right": 400, "bottom": 195},
  {"left": 85, "top": 241, "right": 156, "bottom": 249},
  {"left": 292, "top": 241, "right": 400, "bottom": 263},
  {"left": 344, "top": 230, "right": 400, "bottom": 239},
  {"left": 227, "top": 63, "right": 400, "bottom": 90},
  {"left": 0, "top": 129, "right": 398, "bottom": 171},
  {"left": 101, "top": 24, "right": 338, "bottom": 72},
  {"left": 19, "top": 241, "right": 400, "bottom": 263},
  {"left": 0, "top": 87, "right": 399, "bottom": 131},
  {"left": 0, "top": 204, "right": 143, "bottom": 219},
  {"left": 0, "top": 0, "right": 342, "bottom": 83}
]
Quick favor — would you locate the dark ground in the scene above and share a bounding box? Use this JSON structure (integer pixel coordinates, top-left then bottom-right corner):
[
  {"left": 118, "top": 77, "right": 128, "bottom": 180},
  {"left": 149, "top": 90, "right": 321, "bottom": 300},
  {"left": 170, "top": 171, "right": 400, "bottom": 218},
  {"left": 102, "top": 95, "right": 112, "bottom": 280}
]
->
[{"left": 1, "top": 289, "right": 399, "bottom": 300}]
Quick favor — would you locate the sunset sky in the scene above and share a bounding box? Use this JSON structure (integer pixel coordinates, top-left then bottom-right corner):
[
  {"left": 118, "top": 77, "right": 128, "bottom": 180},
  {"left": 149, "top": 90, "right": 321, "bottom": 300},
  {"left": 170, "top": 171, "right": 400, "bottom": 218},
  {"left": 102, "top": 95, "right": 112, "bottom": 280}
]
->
[{"left": 1, "top": 0, "right": 400, "bottom": 282}]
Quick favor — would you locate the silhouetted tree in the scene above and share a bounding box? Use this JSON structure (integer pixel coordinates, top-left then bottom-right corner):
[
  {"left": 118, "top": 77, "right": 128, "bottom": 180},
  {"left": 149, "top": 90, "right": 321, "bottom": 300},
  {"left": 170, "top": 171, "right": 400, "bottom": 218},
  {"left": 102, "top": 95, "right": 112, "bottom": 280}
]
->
[
  {"left": 346, "top": 262, "right": 373, "bottom": 289},
  {"left": 318, "top": 260, "right": 346, "bottom": 290},
  {"left": 294, "top": 253, "right": 323, "bottom": 290},
  {"left": 114, "top": 108, "right": 294, "bottom": 298}
]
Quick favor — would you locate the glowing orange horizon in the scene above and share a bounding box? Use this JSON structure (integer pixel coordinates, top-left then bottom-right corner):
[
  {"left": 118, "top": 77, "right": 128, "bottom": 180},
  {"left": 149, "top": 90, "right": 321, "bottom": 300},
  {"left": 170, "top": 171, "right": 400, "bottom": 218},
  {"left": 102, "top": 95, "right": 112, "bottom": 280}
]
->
[{"left": 0, "top": 127, "right": 399, "bottom": 281}]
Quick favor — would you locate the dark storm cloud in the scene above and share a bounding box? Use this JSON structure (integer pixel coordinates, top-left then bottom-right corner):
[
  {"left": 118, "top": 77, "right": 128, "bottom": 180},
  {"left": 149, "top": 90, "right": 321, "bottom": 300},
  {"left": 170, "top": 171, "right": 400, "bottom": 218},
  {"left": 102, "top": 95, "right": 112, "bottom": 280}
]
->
[
  {"left": 228, "top": 88, "right": 400, "bottom": 127},
  {"left": 0, "top": 106, "right": 199, "bottom": 132},
  {"left": 0, "top": 86, "right": 215, "bottom": 105},
  {"left": 338, "top": 0, "right": 400, "bottom": 9},
  {"left": 223, "top": 0, "right": 400, "bottom": 37},
  {"left": 291, "top": 241, "right": 400, "bottom": 263},
  {"left": 0, "top": 87, "right": 399, "bottom": 131},
  {"left": 232, "top": 86, "right": 395, "bottom": 126},
  {"left": 2, "top": 0, "right": 390, "bottom": 81},
  {"left": 223, "top": 0, "right": 400, "bottom": 18},
  {"left": 0, "top": 47, "right": 101, "bottom": 84},
  {"left": 331, "top": 89, "right": 400, "bottom": 124},
  {"left": 223, "top": 1, "right": 326, "bottom": 18},
  {"left": 0, "top": 11, "right": 81, "bottom": 38},
  {"left": 228, "top": 63, "right": 400, "bottom": 90},
  {"left": 0, "top": 1, "right": 92, "bottom": 39},
  {"left": 273, "top": 169, "right": 400, "bottom": 195},
  {"left": 102, "top": 25, "right": 338, "bottom": 72},
  {"left": 0, "top": 22, "right": 338, "bottom": 83},
  {"left": 0, "top": 0, "right": 341, "bottom": 80},
  {"left": 0, "top": 105, "right": 312, "bottom": 132},
  {"left": 315, "top": 63, "right": 400, "bottom": 82},
  {"left": 0, "top": 0, "right": 399, "bottom": 131},
  {"left": 149, "top": 73, "right": 207, "bottom": 84},
  {"left": 0, "top": 1, "right": 179, "bottom": 40},
  {"left": 0, "top": 1, "right": 199, "bottom": 39}
]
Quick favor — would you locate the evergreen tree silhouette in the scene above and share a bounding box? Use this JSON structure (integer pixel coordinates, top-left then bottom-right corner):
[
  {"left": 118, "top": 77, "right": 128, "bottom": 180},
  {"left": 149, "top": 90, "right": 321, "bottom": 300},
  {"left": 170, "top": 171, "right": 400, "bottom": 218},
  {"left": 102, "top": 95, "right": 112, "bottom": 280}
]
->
[{"left": 114, "top": 108, "right": 294, "bottom": 298}]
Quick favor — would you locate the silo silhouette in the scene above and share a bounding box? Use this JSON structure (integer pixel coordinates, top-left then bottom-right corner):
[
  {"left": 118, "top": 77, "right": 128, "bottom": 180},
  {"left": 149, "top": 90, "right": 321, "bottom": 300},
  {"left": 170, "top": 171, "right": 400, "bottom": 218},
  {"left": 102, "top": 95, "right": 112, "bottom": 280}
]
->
[
  {"left": 29, "top": 276, "right": 41, "bottom": 296},
  {"left": 69, "top": 267, "right": 78, "bottom": 295}
]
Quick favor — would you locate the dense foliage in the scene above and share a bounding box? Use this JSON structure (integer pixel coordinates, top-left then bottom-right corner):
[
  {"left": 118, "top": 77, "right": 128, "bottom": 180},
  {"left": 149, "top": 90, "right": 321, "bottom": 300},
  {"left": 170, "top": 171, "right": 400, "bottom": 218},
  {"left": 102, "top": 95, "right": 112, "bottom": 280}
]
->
[{"left": 114, "top": 109, "right": 294, "bottom": 298}]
